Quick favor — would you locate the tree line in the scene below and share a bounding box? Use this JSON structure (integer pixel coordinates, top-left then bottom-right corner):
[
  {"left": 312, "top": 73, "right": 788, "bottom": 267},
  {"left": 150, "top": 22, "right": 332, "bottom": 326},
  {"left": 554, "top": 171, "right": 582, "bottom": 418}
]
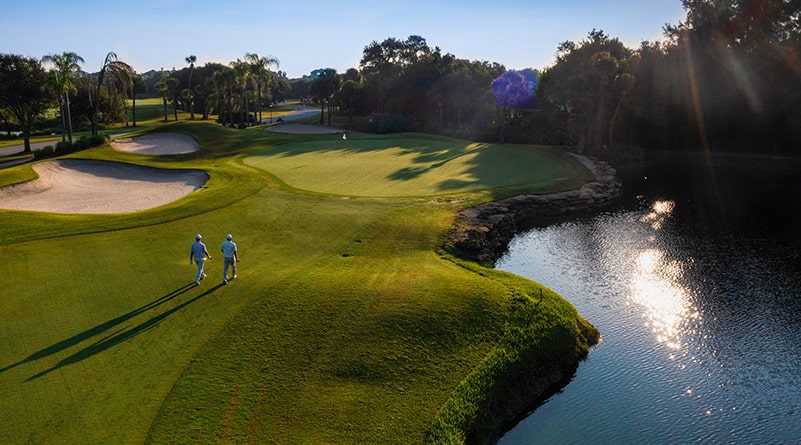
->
[
  {"left": 293, "top": 0, "right": 801, "bottom": 155},
  {"left": 522, "top": 0, "right": 801, "bottom": 155},
  {"left": 151, "top": 53, "right": 290, "bottom": 127},
  {"left": 0, "top": 50, "right": 288, "bottom": 153},
  {"left": 0, "top": 51, "right": 134, "bottom": 152}
]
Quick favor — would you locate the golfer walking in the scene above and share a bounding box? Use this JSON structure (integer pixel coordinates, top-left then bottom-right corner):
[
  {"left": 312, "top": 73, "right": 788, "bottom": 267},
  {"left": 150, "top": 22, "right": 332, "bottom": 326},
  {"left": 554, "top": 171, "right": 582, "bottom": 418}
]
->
[
  {"left": 189, "top": 234, "right": 211, "bottom": 285},
  {"left": 221, "top": 234, "right": 238, "bottom": 284}
]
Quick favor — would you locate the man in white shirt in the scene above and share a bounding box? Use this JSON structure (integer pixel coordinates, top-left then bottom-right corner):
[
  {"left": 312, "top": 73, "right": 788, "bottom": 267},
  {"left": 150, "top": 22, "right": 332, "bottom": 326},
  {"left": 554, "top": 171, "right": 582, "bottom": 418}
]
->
[
  {"left": 221, "top": 233, "right": 238, "bottom": 285},
  {"left": 189, "top": 234, "right": 211, "bottom": 285}
]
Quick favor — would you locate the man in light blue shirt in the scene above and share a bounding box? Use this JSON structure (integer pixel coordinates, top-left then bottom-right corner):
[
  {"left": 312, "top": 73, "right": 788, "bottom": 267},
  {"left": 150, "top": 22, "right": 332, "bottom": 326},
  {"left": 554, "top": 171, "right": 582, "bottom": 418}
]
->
[
  {"left": 221, "top": 233, "right": 238, "bottom": 284},
  {"left": 189, "top": 234, "right": 211, "bottom": 285}
]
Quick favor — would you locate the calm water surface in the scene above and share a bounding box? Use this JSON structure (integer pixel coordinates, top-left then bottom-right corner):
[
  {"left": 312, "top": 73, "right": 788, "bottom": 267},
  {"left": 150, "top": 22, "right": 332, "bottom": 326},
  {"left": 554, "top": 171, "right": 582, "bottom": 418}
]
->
[{"left": 498, "top": 158, "right": 801, "bottom": 444}]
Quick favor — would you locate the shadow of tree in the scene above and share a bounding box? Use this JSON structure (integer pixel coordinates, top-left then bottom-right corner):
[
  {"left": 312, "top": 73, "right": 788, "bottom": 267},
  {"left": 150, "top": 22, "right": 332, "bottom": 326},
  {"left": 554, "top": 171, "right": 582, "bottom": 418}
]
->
[
  {"left": 26, "top": 283, "right": 223, "bottom": 381},
  {"left": 0, "top": 283, "right": 196, "bottom": 375},
  {"left": 249, "top": 133, "right": 590, "bottom": 198}
]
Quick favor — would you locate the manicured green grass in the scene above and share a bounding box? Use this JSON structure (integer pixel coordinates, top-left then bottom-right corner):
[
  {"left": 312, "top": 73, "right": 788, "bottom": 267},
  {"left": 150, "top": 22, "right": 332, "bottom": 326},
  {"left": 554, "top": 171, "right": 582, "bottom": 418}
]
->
[
  {"left": 245, "top": 134, "right": 592, "bottom": 197},
  {"left": 130, "top": 98, "right": 170, "bottom": 122},
  {"left": 0, "top": 121, "right": 597, "bottom": 443}
]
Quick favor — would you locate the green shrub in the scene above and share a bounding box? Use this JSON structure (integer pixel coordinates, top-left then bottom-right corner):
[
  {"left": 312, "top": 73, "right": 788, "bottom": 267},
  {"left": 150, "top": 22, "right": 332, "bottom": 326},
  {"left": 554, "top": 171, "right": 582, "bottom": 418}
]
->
[
  {"left": 55, "top": 141, "right": 73, "bottom": 151},
  {"left": 74, "top": 134, "right": 109, "bottom": 149},
  {"left": 216, "top": 111, "right": 256, "bottom": 126},
  {"left": 368, "top": 113, "right": 413, "bottom": 133},
  {"left": 33, "top": 145, "right": 55, "bottom": 159}
]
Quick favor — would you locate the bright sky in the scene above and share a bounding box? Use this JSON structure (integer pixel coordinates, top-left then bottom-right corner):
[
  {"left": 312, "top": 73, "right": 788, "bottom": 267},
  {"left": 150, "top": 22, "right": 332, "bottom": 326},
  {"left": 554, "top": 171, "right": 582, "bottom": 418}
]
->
[{"left": 0, "top": 0, "right": 685, "bottom": 77}]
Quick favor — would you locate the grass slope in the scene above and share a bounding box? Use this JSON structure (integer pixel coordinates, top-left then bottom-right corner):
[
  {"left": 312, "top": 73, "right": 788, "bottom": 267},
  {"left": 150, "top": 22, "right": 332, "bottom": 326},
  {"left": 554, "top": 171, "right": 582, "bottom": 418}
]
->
[{"left": 0, "top": 122, "right": 597, "bottom": 443}]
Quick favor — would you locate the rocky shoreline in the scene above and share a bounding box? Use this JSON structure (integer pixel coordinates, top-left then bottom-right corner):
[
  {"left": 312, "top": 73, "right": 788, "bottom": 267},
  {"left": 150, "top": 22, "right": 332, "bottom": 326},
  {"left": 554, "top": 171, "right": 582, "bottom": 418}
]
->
[{"left": 448, "top": 154, "right": 623, "bottom": 265}]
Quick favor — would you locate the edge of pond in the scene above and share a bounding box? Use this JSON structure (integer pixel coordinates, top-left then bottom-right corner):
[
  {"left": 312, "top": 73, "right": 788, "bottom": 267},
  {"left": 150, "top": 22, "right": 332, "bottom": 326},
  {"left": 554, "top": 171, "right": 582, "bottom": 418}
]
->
[
  {"left": 448, "top": 153, "right": 622, "bottom": 266},
  {"left": 429, "top": 154, "right": 622, "bottom": 444}
]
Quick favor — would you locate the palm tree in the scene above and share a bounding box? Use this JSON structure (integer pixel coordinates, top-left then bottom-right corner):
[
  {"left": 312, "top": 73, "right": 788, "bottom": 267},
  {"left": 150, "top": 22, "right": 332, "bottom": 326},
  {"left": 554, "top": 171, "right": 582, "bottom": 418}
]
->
[
  {"left": 339, "top": 80, "right": 359, "bottom": 122},
  {"left": 185, "top": 55, "right": 197, "bottom": 119},
  {"left": 166, "top": 77, "right": 180, "bottom": 121},
  {"left": 41, "top": 52, "right": 84, "bottom": 144},
  {"left": 310, "top": 68, "right": 339, "bottom": 125},
  {"left": 213, "top": 69, "right": 236, "bottom": 126},
  {"left": 244, "top": 53, "right": 279, "bottom": 123},
  {"left": 231, "top": 59, "right": 252, "bottom": 127},
  {"left": 92, "top": 52, "right": 132, "bottom": 136},
  {"left": 156, "top": 80, "right": 169, "bottom": 122},
  {"left": 130, "top": 73, "right": 145, "bottom": 127}
]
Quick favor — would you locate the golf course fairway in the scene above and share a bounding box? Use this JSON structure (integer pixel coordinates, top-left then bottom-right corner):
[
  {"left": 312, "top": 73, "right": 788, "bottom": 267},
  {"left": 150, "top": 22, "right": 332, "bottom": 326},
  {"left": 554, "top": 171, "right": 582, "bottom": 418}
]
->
[{"left": 0, "top": 122, "right": 598, "bottom": 444}]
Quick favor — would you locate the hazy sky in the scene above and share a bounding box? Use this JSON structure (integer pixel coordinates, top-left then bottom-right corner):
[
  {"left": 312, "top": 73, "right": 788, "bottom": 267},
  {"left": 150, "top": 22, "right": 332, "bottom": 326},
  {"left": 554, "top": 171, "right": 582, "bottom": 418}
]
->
[{"left": 0, "top": 0, "right": 685, "bottom": 77}]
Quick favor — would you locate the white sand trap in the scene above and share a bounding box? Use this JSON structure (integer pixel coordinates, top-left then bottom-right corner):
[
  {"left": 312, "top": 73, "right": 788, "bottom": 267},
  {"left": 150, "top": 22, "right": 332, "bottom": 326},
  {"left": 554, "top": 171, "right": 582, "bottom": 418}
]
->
[
  {"left": 111, "top": 132, "right": 199, "bottom": 155},
  {"left": 0, "top": 159, "right": 208, "bottom": 214},
  {"left": 266, "top": 123, "right": 344, "bottom": 135}
]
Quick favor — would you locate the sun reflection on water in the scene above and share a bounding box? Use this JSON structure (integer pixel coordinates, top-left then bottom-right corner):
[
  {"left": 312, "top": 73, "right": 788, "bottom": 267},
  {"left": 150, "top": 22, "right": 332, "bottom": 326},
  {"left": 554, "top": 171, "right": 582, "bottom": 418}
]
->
[
  {"left": 630, "top": 200, "right": 699, "bottom": 349},
  {"left": 641, "top": 199, "right": 676, "bottom": 230}
]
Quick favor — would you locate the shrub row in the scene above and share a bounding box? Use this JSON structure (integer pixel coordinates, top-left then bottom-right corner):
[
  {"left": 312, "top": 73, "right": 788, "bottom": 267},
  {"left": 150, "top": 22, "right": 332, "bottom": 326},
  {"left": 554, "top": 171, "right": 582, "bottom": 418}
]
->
[
  {"left": 33, "top": 134, "right": 110, "bottom": 160},
  {"left": 216, "top": 111, "right": 257, "bottom": 126},
  {"left": 368, "top": 113, "right": 414, "bottom": 134}
]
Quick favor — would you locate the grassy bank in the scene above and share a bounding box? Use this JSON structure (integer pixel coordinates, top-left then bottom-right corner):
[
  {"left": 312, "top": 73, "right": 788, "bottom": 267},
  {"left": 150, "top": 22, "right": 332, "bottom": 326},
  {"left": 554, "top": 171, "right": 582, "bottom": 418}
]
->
[{"left": 0, "top": 121, "right": 597, "bottom": 443}]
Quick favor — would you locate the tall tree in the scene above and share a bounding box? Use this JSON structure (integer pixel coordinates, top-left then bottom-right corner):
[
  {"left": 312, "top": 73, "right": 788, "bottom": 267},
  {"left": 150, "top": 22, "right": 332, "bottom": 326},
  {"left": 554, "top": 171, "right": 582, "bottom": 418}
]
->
[
  {"left": 41, "top": 52, "right": 84, "bottom": 144},
  {"left": 535, "top": 30, "right": 631, "bottom": 151},
  {"left": 338, "top": 80, "right": 360, "bottom": 122},
  {"left": 492, "top": 70, "right": 531, "bottom": 143},
  {"left": 0, "top": 54, "right": 54, "bottom": 153},
  {"left": 129, "top": 72, "right": 146, "bottom": 127},
  {"left": 231, "top": 59, "right": 252, "bottom": 127},
  {"left": 218, "top": 68, "right": 237, "bottom": 127},
  {"left": 92, "top": 52, "right": 132, "bottom": 136},
  {"left": 309, "top": 68, "right": 339, "bottom": 125},
  {"left": 185, "top": 55, "right": 197, "bottom": 119},
  {"left": 156, "top": 78, "right": 169, "bottom": 122},
  {"left": 591, "top": 51, "right": 618, "bottom": 151},
  {"left": 608, "top": 72, "right": 635, "bottom": 150},
  {"left": 166, "top": 77, "right": 180, "bottom": 121},
  {"left": 0, "top": 107, "right": 11, "bottom": 137},
  {"left": 245, "top": 53, "right": 279, "bottom": 123}
]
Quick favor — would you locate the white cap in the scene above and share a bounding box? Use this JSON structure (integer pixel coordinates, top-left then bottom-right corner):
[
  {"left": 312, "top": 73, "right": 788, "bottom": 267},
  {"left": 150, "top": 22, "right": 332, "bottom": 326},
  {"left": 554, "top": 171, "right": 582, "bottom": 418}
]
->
[
  {"left": 226, "top": 234, "right": 233, "bottom": 240},
  {"left": 196, "top": 234, "right": 202, "bottom": 240}
]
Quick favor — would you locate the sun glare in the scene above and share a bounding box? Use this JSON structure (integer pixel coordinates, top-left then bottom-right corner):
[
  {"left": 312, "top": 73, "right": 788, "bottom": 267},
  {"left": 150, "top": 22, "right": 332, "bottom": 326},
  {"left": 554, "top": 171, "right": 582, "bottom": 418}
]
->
[{"left": 630, "top": 248, "right": 699, "bottom": 350}]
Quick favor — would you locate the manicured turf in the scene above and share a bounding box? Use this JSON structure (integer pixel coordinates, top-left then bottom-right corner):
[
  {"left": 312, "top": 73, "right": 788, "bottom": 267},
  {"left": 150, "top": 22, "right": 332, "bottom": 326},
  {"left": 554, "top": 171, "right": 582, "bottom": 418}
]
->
[
  {"left": 129, "top": 97, "right": 170, "bottom": 122},
  {"left": 0, "top": 121, "right": 596, "bottom": 443},
  {"left": 244, "top": 134, "right": 590, "bottom": 197}
]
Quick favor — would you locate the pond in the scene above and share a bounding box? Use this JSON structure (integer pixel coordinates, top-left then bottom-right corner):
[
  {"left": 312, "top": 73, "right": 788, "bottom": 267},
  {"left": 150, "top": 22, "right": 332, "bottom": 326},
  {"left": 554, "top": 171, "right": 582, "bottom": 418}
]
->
[{"left": 497, "top": 153, "right": 801, "bottom": 444}]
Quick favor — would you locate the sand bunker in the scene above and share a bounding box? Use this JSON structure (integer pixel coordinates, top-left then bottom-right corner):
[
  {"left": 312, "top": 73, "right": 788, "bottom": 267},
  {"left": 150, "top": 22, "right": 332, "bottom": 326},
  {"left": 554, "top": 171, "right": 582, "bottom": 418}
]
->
[
  {"left": 266, "top": 123, "right": 344, "bottom": 135},
  {"left": 111, "top": 132, "right": 199, "bottom": 155},
  {"left": 0, "top": 159, "right": 208, "bottom": 214}
]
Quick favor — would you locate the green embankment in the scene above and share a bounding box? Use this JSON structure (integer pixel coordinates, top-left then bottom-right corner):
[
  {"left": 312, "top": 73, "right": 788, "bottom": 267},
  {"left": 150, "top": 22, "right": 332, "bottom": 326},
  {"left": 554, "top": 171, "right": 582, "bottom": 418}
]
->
[{"left": 0, "top": 121, "right": 597, "bottom": 443}]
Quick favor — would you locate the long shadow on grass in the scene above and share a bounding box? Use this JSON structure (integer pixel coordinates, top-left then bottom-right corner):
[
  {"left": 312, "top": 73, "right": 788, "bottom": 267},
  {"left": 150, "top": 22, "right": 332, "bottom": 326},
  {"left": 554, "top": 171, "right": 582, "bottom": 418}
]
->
[
  {"left": 0, "top": 283, "right": 195, "bottom": 375},
  {"left": 251, "top": 134, "right": 589, "bottom": 197},
  {"left": 26, "top": 284, "right": 223, "bottom": 381}
]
